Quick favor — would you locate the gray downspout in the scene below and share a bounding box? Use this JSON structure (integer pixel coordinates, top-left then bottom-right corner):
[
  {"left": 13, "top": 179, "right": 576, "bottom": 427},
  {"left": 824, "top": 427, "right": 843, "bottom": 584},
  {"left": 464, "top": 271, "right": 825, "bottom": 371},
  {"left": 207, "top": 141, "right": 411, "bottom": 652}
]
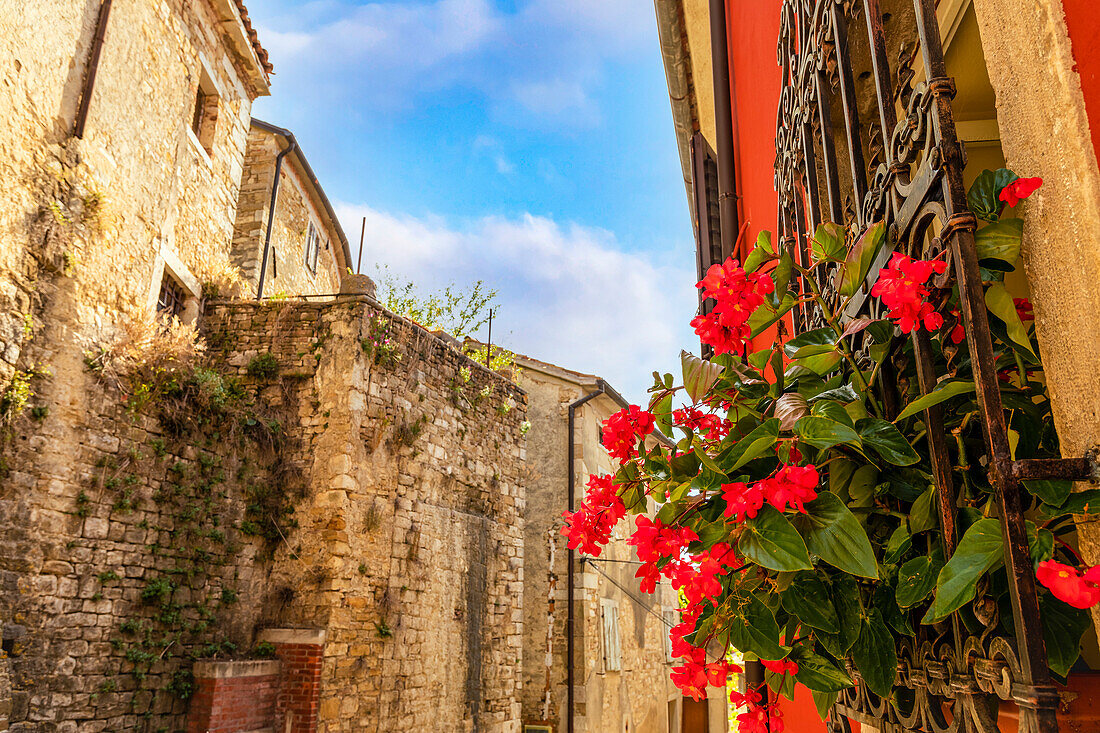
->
[
  {"left": 256, "top": 137, "right": 296, "bottom": 299},
  {"left": 566, "top": 384, "right": 605, "bottom": 733}
]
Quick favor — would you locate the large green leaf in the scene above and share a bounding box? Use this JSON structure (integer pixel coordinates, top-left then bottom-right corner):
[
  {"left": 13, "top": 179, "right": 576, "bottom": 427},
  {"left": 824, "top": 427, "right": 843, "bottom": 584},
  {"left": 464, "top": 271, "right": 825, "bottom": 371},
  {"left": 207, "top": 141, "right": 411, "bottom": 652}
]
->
[
  {"left": 681, "top": 350, "right": 722, "bottom": 403},
  {"left": 739, "top": 505, "right": 814, "bottom": 572},
  {"left": 922, "top": 518, "right": 1004, "bottom": 624},
  {"left": 780, "top": 571, "right": 841, "bottom": 633},
  {"left": 1022, "top": 479, "right": 1073, "bottom": 508},
  {"left": 795, "top": 415, "right": 861, "bottom": 451},
  {"left": 851, "top": 609, "right": 897, "bottom": 697},
  {"left": 812, "top": 222, "right": 846, "bottom": 262},
  {"left": 726, "top": 592, "right": 788, "bottom": 660},
  {"left": 896, "top": 555, "right": 942, "bottom": 608},
  {"left": 789, "top": 645, "right": 853, "bottom": 693},
  {"left": 1040, "top": 594, "right": 1089, "bottom": 678},
  {"left": 726, "top": 418, "right": 780, "bottom": 471},
  {"left": 812, "top": 690, "right": 838, "bottom": 720},
  {"left": 1038, "top": 489, "right": 1100, "bottom": 518},
  {"left": 836, "top": 222, "right": 886, "bottom": 297},
  {"left": 975, "top": 219, "right": 1023, "bottom": 269},
  {"left": 744, "top": 231, "right": 777, "bottom": 273},
  {"left": 651, "top": 393, "right": 673, "bottom": 437},
  {"left": 819, "top": 573, "right": 862, "bottom": 658},
  {"left": 783, "top": 327, "right": 840, "bottom": 360},
  {"left": 874, "top": 584, "right": 914, "bottom": 637},
  {"left": 749, "top": 293, "right": 797, "bottom": 338},
  {"left": 775, "top": 393, "right": 809, "bottom": 432},
  {"left": 856, "top": 418, "right": 920, "bottom": 466},
  {"left": 895, "top": 381, "right": 976, "bottom": 422},
  {"left": 793, "top": 492, "right": 879, "bottom": 578},
  {"left": 795, "top": 352, "right": 844, "bottom": 376},
  {"left": 771, "top": 251, "right": 794, "bottom": 307},
  {"left": 986, "top": 282, "right": 1037, "bottom": 359},
  {"left": 967, "top": 168, "right": 1018, "bottom": 222}
]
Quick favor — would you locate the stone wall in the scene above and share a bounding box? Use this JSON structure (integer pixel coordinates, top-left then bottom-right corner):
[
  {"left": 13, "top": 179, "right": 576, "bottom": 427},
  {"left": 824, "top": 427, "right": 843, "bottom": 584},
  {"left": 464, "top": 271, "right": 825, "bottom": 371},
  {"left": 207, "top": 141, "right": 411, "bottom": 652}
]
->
[
  {"left": 0, "top": 295, "right": 526, "bottom": 732},
  {"left": 231, "top": 126, "right": 344, "bottom": 298}
]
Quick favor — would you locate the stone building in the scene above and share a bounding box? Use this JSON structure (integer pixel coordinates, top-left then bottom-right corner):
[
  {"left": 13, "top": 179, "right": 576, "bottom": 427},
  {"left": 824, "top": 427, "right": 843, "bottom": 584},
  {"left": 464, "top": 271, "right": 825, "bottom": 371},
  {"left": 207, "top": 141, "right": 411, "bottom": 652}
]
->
[
  {"left": 231, "top": 119, "right": 352, "bottom": 299},
  {"left": 514, "top": 353, "right": 727, "bottom": 733},
  {"left": 0, "top": 2, "right": 529, "bottom": 731}
]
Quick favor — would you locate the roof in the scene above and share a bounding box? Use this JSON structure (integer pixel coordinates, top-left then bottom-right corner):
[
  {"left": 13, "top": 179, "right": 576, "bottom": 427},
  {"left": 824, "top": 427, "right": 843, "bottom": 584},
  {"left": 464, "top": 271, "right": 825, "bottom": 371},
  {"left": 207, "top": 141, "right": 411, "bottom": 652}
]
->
[
  {"left": 251, "top": 119, "right": 353, "bottom": 272},
  {"left": 233, "top": 0, "right": 274, "bottom": 75},
  {"left": 654, "top": 0, "right": 701, "bottom": 215}
]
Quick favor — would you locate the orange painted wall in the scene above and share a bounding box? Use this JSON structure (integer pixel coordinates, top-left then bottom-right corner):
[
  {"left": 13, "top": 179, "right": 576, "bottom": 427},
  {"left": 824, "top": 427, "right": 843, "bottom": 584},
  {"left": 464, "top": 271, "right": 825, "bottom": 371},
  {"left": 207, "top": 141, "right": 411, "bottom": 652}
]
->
[{"left": 1062, "top": 0, "right": 1100, "bottom": 164}]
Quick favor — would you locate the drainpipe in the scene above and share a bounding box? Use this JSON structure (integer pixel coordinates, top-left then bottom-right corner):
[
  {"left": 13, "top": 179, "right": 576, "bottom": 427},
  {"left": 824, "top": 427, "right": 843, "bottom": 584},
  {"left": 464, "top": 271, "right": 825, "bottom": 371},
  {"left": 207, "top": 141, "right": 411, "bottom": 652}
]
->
[
  {"left": 73, "top": 0, "right": 113, "bottom": 139},
  {"left": 566, "top": 382, "right": 606, "bottom": 733},
  {"left": 256, "top": 137, "right": 296, "bottom": 299},
  {"left": 709, "top": 0, "right": 740, "bottom": 260}
]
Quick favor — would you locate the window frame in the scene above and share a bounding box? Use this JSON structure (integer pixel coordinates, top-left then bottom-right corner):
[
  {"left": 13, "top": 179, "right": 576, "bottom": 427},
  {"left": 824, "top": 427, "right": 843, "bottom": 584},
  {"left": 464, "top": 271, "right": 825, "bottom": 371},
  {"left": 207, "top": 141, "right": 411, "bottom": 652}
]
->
[{"left": 304, "top": 221, "right": 320, "bottom": 274}]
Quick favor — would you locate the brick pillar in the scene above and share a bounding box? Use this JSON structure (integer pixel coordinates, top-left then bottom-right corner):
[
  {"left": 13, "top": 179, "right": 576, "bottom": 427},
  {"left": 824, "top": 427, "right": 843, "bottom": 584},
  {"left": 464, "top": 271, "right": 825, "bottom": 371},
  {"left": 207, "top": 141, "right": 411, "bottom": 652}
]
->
[
  {"left": 185, "top": 659, "right": 281, "bottom": 733},
  {"left": 258, "top": 628, "right": 326, "bottom": 733}
]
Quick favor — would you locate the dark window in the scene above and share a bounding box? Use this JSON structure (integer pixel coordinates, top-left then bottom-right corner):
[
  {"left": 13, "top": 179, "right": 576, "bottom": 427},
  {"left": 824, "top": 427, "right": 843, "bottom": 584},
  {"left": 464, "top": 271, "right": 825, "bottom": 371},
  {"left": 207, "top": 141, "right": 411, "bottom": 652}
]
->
[
  {"left": 156, "top": 274, "right": 186, "bottom": 320},
  {"left": 191, "top": 87, "right": 206, "bottom": 137},
  {"left": 190, "top": 69, "right": 218, "bottom": 154}
]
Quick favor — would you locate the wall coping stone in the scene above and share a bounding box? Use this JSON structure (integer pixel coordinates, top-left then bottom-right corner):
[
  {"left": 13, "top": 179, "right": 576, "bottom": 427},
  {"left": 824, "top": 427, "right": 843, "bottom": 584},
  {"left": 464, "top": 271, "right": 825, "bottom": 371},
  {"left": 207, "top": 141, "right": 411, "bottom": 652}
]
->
[
  {"left": 257, "top": 627, "right": 328, "bottom": 646},
  {"left": 192, "top": 659, "right": 281, "bottom": 679}
]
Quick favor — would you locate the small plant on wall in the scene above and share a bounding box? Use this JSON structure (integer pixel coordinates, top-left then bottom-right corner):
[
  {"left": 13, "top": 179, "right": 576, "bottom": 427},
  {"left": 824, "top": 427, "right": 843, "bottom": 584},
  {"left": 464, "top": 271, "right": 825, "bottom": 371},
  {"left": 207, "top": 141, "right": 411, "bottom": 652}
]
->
[
  {"left": 563, "top": 171, "right": 1095, "bottom": 730},
  {"left": 362, "top": 315, "right": 401, "bottom": 367}
]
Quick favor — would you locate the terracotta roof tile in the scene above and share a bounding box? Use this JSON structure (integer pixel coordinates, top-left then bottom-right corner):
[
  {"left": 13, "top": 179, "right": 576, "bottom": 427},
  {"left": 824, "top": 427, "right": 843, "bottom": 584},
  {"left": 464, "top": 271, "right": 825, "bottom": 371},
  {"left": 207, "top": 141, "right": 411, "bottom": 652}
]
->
[{"left": 232, "top": 0, "right": 274, "bottom": 75}]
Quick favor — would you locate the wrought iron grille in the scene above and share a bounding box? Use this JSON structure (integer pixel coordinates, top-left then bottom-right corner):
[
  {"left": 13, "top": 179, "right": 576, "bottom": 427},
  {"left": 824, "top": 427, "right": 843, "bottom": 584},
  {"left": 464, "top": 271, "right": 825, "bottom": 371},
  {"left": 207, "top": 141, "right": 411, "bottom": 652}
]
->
[{"left": 772, "top": 1, "right": 1094, "bottom": 732}]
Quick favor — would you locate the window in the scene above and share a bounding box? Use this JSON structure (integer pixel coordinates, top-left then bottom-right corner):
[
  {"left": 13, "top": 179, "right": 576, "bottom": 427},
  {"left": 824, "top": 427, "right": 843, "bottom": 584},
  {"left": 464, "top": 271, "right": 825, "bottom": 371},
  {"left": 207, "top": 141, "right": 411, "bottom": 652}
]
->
[
  {"left": 304, "top": 222, "right": 320, "bottom": 274},
  {"left": 601, "top": 599, "right": 622, "bottom": 672},
  {"left": 156, "top": 273, "right": 186, "bottom": 320},
  {"left": 190, "top": 66, "right": 218, "bottom": 154},
  {"left": 663, "top": 610, "right": 676, "bottom": 663}
]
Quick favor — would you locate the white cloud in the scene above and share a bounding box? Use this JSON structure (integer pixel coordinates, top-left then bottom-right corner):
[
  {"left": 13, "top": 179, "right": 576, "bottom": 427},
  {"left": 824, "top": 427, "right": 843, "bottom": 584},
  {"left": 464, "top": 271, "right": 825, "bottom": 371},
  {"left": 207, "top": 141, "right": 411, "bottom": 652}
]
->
[{"left": 338, "top": 202, "right": 697, "bottom": 402}]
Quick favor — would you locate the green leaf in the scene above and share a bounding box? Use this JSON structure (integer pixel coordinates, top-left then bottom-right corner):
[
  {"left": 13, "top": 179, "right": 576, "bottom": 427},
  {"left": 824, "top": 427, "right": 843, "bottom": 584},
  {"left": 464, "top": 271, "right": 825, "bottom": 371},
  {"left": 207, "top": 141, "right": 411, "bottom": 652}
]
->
[
  {"left": 812, "top": 690, "right": 838, "bottom": 720},
  {"left": 967, "top": 168, "right": 1018, "bottom": 222},
  {"left": 909, "top": 486, "right": 938, "bottom": 534},
  {"left": 986, "top": 282, "right": 1037, "bottom": 359},
  {"left": 681, "top": 350, "right": 723, "bottom": 403},
  {"left": 836, "top": 222, "right": 886, "bottom": 297},
  {"left": 884, "top": 525, "right": 912, "bottom": 564},
  {"left": 726, "top": 593, "right": 788, "bottom": 660},
  {"left": 651, "top": 393, "right": 673, "bottom": 437},
  {"left": 851, "top": 609, "right": 897, "bottom": 698},
  {"left": 783, "top": 327, "right": 839, "bottom": 360},
  {"left": 692, "top": 439, "right": 724, "bottom": 474},
  {"left": 922, "top": 518, "right": 1004, "bottom": 624},
  {"left": 811, "top": 222, "right": 846, "bottom": 262},
  {"left": 789, "top": 645, "right": 853, "bottom": 692},
  {"left": 819, "top": 574, "right": 862, "bottom": 658},
  {"left": 856, "top": 418, "right": 920, "bottom": 466},
  {"left": 794, "top": 415, "right": 861, "bottom": 451},
  {"left": 874, "top": 584, "right": 915, "bottom": 637},
  {"left": 975, "top": 219, "right": 1023, "bottom": 270},
  {"left": 795, "top": 351, "right": 844, "bottom": 375},
  {"left": 1039, "top": 489, "right": 1100, "bottom": 518},
  {"left": 1023, "top": 479, "right": 1073, "bottom": 507},
  {"left": 739, "top": 505, "right": 814, "bottom": 572},
  {"left": 793, "top": 492, "right": 879, "bottom": 578},
  {"left": 771, "top": 251, "right": 794, "bottom": 306},
  {"left": 896, "top": 555, "right": 942, "bottom": 608},
  {"left": 808, "top": 383, "right": 860, "bottom": 404},
  {"left": 748, "top": 293, "right": 797, "bottom": 338},
  {"left": 781, "top": 571, "right": 840, "bottom": 633},
  {"left": 1041, "top": 594, "right": 1089, "bottom": 678},
  {"left": 895, "top": 381, "right": 976, "bottom": 422},
  {"left": 744, "top": 236, "right": 776, "bottom": 273},
  {"left": 726, "top": 418, "right": 780, "bottom": 471}
]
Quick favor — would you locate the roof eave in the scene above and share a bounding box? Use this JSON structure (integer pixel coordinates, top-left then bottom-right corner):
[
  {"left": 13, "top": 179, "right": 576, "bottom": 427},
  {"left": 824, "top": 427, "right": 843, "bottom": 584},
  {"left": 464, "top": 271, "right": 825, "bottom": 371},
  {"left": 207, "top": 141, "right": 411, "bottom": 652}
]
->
[
  {"left": 654, "top": 0, "right": 699, "bottom": 217},
  {"left": 210, "top": 0, "right": 272, "bottom": 98}
]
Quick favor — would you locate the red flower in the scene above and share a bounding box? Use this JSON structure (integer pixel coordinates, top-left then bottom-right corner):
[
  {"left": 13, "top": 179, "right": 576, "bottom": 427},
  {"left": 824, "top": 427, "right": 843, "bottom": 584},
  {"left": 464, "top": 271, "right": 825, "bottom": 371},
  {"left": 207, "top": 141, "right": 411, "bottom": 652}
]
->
[
  {"left": 737, "top": 702, "right": 783, "bottom": 733},
  {"left": 671, "top": 647, "right": 739, "bottom": 701},
  {"left": 999, "top": 177, "right": 1042, "bottom": 207},
  {"left": 723, "top": 465, "right": 819, "bottom": 522},
  {"left": 693, "top": 258, "right": 775, "bottom": 355},
  {"left": 761, "top": 657, "right": 799, "bottom": 676},
  {"left": 1014, "top": 297, "right": 1034, "bottom": 322},
  {"left": 673, "top": 407, "right": 731, "bottom": 441},
  {"left": 1036, "top": 560, "right": 1100, "bottom": 609},
  {"left": 870, "top": 253, "right": 947, "bottom": 334},
  {"left": 722, "top": 481, "right": 765, "bottom": 523},
  {"left": 560, "top": 474, "right": 626, "bottom": 557},
  {"left": 628, "top": 515, "right": 698, "bottom": 564},
  {"left": 602, "top": 405, "right": 656, "bottom": 463}
]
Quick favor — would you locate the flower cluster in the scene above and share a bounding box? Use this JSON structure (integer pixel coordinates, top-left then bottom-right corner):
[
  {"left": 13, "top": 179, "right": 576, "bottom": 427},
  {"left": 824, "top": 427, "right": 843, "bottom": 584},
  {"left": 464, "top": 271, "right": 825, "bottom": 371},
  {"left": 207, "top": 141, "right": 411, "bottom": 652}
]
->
[
  {"left": 671, "top": 647, "right": 741, "bottom": 702},
  {"left": 722, "top": 465, "right": 820, "bottom": 522},
  {"left": 1036, "top": 560, "right": 1100, "bottom": 609},
  {"left": 560, "top": 475, "right": 625, "bottom": 557},
  {"left": 870, "top": 253, "right": 947, "bottom": 334},
  {"left": 999, "top": 176, "right": 1042, "bottom": 207},
  {"left": 602, "top": 405, "right": 656, "bottom": 463},
  {"left": 691, "top": 258, "right": 775, "bottom": 355},
  {"left": 673, "top": 406, "right": 731, "bottom": 441},
  {"left": 731, "top": 689, "right": 785, "bottom": 733}
]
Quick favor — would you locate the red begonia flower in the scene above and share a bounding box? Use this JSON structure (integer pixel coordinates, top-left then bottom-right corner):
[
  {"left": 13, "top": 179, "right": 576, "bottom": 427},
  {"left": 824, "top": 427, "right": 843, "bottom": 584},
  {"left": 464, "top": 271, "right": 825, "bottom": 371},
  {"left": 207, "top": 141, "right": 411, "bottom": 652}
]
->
[
  {"left": 999, "top": 177, "right": 1042, "bottom": 207},
  {"left": 1014, "top": 297, "right": 1034, "bottom": 322},
  {"left": 870, "top": 253, "right": 947, "bottom": 334},
  {"left": 601, "top": 405, "right": 656, "bottom": 463},
  {"left": 1036, "top": 560, "right": 1100, "bottom": 609},
  {"left": 559, "top": 474, "right": 626, "bottom": 557},
  {"left": 693, "top": 258, "right": 775, "bottom": 355},
  {"left": 761, "top": 657, "right": 800, "bottom": 676}
]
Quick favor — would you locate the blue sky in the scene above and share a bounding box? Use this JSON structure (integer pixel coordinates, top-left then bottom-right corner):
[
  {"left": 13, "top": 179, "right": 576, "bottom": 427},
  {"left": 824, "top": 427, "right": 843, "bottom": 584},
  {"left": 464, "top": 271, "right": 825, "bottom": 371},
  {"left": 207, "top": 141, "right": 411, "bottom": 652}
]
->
[{"left": 249, "top": 0, "right": 698, "bottom": 401}]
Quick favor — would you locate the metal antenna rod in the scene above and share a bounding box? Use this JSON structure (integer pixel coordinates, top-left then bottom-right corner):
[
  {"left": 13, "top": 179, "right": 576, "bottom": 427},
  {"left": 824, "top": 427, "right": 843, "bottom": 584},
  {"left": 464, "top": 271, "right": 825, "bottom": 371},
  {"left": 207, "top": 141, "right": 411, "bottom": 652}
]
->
[{"left": 485, "top": 309, "right": 493, "bottom": 368}]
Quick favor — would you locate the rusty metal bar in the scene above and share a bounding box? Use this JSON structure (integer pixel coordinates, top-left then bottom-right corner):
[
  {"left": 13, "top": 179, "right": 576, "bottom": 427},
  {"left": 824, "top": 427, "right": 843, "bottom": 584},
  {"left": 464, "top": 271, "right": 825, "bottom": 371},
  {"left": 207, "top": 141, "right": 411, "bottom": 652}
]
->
[
  {"left": 828, "top": 3, "right": 868, "bottom": 224},
  {"left": 1011, "top": 456, "right": 1096, "bottom": 482}
]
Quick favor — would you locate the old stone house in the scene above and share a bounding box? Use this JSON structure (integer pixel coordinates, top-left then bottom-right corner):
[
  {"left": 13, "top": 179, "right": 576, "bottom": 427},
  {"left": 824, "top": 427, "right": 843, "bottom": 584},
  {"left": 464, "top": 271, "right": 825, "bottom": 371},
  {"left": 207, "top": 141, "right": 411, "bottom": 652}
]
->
[
  {"left": 231, "top": 119, "right": 352, "bottom": 299},
  {"left": 0, "top": 2, "right": 529, "bottom": 732},
  {"left": 514, "top": 354, "right": 727, "bottom": 733}
]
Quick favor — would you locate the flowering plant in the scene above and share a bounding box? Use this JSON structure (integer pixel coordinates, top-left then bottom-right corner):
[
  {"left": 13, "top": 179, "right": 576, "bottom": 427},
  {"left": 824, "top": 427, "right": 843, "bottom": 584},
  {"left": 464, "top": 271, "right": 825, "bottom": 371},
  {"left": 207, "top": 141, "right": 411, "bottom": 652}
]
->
[{"left": 564, "top": 169, "right": 1098, "bottom": 729}]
